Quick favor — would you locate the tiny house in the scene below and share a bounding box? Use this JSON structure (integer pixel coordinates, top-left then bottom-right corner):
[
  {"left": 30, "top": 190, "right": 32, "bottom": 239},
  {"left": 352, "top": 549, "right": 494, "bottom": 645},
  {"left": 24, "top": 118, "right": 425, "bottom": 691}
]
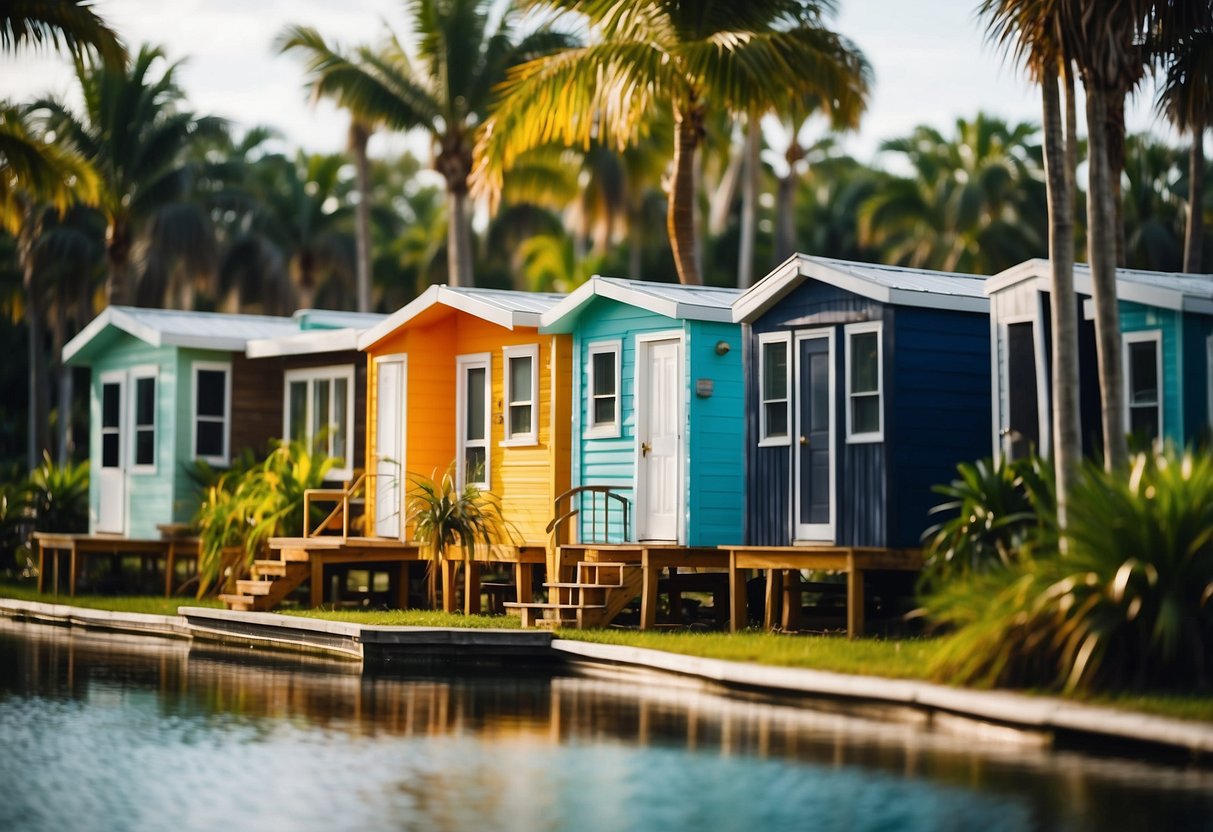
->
[
  {"left": 538, "top": 277, "right": 744, "bottom": 545},
  {"left": 357, "top": 286, "right": 570, "bottom": 545},
  {"left": 987, "top": 260, "right": 1213, "bottom": 458},
  {"left": 733, "top": 255, "right": 991, "bottom": 549}
]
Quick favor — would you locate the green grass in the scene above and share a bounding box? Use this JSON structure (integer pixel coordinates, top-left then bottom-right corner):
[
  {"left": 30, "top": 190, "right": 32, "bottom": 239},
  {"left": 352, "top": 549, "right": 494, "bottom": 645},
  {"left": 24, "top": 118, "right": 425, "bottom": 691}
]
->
[
  {"left": 278, "top": 607, "right": 522, "bottom": 629},
  {"left": 0, "top": 578, "right": 223, "bottom": 616}
]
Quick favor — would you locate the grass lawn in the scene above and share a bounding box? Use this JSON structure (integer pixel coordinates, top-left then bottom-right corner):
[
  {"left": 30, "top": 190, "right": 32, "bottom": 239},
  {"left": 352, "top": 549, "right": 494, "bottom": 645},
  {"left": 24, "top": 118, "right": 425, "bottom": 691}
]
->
[
  {"left": 0, "top": 578, "right": 223, "bottom": 616},
  {"left": 278, "top": 607, "right": 522, "bottom": 629}
]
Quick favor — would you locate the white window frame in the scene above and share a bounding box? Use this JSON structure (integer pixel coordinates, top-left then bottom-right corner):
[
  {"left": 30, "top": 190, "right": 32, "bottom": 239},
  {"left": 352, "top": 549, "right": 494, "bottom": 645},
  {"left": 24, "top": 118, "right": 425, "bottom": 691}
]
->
[
  {"left": 98, "top": 369, "right": 125, "bottom": 473},
  {"left": 845, "top": 321, "right": 884, "bottom": 443},
  {"left": 585, "top": 340, "right": 622, "bottom": 439},
  {"left": 192, "top": 361, "right": 232, "bottom": 466},
  {"left": 283, "top": 364, "right": 356, "bottom": 480},
  {"left": 1123, "top": 329, "right": 1163, "bottom": 441},
  {"left": 757, "top": 331, "right": 792, "bottom": 447},
  {"left": 456, "top": 352, "right": 492, "bottom": 489},
  {"left": 501, "top": 344, "right": 539, "bottom": 446},
  {"left": 129, "top": 365, "right": 158, "bottom": 474}
]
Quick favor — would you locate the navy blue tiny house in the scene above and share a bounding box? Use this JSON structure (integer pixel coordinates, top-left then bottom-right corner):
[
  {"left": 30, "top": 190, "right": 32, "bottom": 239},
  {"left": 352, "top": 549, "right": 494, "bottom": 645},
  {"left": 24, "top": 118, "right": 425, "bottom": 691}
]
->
[{"left": 733, "top": 255, "right": 992, "bottom": 549}]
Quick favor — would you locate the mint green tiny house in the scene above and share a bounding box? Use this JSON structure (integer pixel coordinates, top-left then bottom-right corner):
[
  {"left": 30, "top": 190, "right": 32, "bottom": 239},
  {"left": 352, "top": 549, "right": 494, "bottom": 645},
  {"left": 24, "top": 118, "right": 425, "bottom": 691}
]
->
[
  {"left": 539, "top": 278, "right": 744, "bottom": 545},
  {"left": 61, "top": 308, "right": 380, "bottom": 540}
]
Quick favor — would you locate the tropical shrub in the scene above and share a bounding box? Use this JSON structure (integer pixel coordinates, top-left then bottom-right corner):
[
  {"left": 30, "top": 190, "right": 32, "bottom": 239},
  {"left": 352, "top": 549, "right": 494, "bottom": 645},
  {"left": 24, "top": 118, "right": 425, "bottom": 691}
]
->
[
  {"left": 921, "top": 455, "right": 1054, "bottom": 579},
  {"left": 25, "top": 452, "right": 89, "bottom": 533},
  {"left": 195, "top": 441, "right": 334, "bottom": 596},
  {"left": 0, "top": 482, "right": 28, "bottom": 572},
  {"left": 924, "top": 447, "right": 1213, "bottom": 693}
]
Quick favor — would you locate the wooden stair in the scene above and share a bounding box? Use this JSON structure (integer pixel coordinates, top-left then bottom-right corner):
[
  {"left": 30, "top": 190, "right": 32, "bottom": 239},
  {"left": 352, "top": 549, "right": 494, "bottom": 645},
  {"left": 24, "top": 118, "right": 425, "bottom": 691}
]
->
[
  {"left": 219, "top": 547, "right": 310, "bottom": 611},
  {"left": 506, "top": 561, "right": 643, "bottom": 629}
]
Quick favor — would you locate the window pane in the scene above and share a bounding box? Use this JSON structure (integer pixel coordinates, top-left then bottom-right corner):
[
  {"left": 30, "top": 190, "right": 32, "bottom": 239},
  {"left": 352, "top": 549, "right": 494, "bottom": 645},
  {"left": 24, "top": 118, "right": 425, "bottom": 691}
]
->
[
  {"left": 592, "top": 351, "right": 615, "bottom": 397},
  {"left": 135, "top": 429, "right": 154, "bottom": 466},
  {"left": 464, "top": 447, "right": 486, "bottom": 484},
  {"left": 196, "top": 420, "right": 223, "bottom": 458},
  {"left": 509, "top": 356, "right": 532, "bottom": 404},
  {"left": 509, "top": 404, "right": 532, "bottom": 437},
  {"left": 593, "top": 395, "right": 616, "bottom": 426},
  {"left": 762, "top": 342, "right": 787, "bottom": 401},
  {"left": 102, "top": 433, "right": 119, "bottom": 468},
  {"left": 333, "top": 378, "right": 349, "bottom": 462},
  {"left": 197, "top": 370, "right": 226, "bottom": 417},
  {"left": 312, "top": 379, "right": 330, "bottom": 450},
  {"left": 466, "top": 367, "right": 486, "bottom": 441},
  {"left": 102, "top": 383, "right": 120, "bottom": 428},
  {"left": 764, "top": 402, "right": 788, "bottom": 437},
  {"left": 135, "top": 378, "right": 155, "bottom": 426},
  {"left": 288, "top": 381, "right": 307, "bottom": 442},
  {"left": 1130, "top": 405, "right": 1160, "bottom": 441},
  {"left": 853, "top": 394, "right": 880, "bottom": 435},
  {"left": 850, "top": 332, "right": 879, "bottom": 394},
  {"left": 1129, "top": 341, "right": 1158, "bottom": 403}
]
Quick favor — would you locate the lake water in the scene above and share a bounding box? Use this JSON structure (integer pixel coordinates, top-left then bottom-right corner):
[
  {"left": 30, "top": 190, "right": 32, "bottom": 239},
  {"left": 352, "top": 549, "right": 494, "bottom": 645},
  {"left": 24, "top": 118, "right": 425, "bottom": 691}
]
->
[{"left": 0, "top": 620, "right": 1211, "bottom": 832}]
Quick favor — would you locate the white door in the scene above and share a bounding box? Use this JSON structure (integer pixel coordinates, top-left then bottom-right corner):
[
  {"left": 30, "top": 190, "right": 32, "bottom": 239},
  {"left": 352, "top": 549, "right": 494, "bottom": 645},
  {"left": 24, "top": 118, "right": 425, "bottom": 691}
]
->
[
  {"left": 374, "top": 357, "right": 405, "bottom": 539},
  {"left": 637, "top": 337, "right": 681, "bottom": 541},
  {"left": 97, "top": 374, "right": 126, "bottom": 534},
  {"left": 794, "top": 332, "right": 834, "bottom": 541}
]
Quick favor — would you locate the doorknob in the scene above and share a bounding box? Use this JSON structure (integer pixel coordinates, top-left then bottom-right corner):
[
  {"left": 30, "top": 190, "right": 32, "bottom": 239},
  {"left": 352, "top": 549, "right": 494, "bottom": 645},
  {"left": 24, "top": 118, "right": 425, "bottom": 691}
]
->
[
  {"left": 641, "top": 441, "right": 652, "bottom": 456},
  {"left": 799, "top": 435, "right": 808, "bottom": 446}
]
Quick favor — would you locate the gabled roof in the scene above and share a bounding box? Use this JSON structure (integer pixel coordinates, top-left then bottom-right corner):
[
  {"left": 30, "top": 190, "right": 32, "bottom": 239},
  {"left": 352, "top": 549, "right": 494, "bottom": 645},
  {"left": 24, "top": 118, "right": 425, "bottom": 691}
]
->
[
  {"left": 247, "top": 310, "right": 389, "bottom": 358},
  {"left": 987, "top": 259, "right": 1213, "bottom": 314},
  {"left": 357, "top": 285, "right": 565, "bottom": 350},
  {"left": 539, "top": 276, "right": 742, "bottom": 333},
  {"left": 732, "top": 254, "right": 989, "bottom": 323},
  {"left": 64, "top": 306, "right": 300, "bottom": 365}
]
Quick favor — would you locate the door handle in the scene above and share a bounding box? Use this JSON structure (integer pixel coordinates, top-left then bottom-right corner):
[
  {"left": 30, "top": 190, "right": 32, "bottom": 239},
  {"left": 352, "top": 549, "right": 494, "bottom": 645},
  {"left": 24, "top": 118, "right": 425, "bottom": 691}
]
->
[
  {"left": 799, "top": 435, "right": 808, "bottom": 446},
  {"left": 641, "top": 442, "right": 652, "bottom": 457}
]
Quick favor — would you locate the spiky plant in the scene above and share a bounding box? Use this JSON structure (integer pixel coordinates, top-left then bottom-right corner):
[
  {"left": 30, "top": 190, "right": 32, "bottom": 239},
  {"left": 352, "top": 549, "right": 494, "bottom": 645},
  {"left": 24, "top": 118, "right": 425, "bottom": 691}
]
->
[{"left": 25, "top": 450, "right": 88, "bottom": 533}]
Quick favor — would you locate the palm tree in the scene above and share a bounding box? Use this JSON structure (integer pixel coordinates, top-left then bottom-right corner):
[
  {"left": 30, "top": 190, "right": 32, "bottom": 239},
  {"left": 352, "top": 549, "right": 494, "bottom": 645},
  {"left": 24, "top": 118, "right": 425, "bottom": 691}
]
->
[
  {"left": 474, "top": 0, "right": 870, "bottom": 285},
  {"left": 276, "top": 1, "right": 574, "bottom": 288},
  {"left": 35, "top": 44, "right": 226, "bottom": 306},
  {"left": 1122, "top": 134, "right": 1187, "bottom": 271},
  {"left": 0, "top": 0, "right": 124, "bottom": 67},
  {"left": 1156, "top": 27, "right": 1213, "bottom": 272}
]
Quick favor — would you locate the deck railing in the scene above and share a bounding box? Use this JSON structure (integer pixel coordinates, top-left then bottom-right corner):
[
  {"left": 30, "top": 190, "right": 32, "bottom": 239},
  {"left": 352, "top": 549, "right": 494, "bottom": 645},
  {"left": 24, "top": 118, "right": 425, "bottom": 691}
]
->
[
  {"left": 303, "top": 471, "right": 379, "bottom": 539},
  {"left": 546, "top": 485, "right": 632, "bottom": 547}
]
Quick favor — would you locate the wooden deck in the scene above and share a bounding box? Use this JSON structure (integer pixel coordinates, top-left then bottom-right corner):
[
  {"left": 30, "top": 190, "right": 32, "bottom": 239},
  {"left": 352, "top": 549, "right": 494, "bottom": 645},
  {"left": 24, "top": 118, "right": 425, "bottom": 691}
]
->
[
  {"left": 721, "top": 545, "right": 924, "bottom": 638},
  {"left": 34, "top": 531, "right": 200, "bottom": 598}
]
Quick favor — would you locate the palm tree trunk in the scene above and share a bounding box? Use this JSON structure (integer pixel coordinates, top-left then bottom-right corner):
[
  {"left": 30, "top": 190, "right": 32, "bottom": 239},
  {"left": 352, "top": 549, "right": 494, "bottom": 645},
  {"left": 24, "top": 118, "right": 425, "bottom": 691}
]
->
[
  {"left": 775, "top": 173, "right": 796, "bottom": 260},
  {"left": 707, "top": 141, "right": 742, "bottom": 236},
  {"left": 627, "top": 200, "right": 644, "bottom": 279},
  {"left": 106, "top": 216, "right": 133, "bottom": 306},
  {"left": 1107, "top": 95, "right": 1127, "bottom": 266},
  {"left": 738, "top": 116, "right": 761, "bottom": 288},
  {"left": 446, "top": 188, "right": 474, "bottom": 288},
  {"left": 669, "top": 112, "right": 702, "bottom": 286},
  {"left": 350, "top": 121, "right": 373, "bottom": 312},
  {"left": 1042, "top": 62, "right": 1080, "bottom": 531},
  {"left": 1085, "top": 86, "right": 1128, "bottom": 472},
  {"left": 22, "top": 254, "right": 49, "bottom": 473},
  {"left": 1185, "top": 129, "right": 1205, "bottom": 272}
]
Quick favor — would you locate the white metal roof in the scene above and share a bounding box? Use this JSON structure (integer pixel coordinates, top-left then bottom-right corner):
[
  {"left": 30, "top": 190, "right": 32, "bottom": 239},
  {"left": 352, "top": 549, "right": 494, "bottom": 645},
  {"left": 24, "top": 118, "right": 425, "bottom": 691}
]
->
[
  {"left": 357, "top": 285, "right": 565, "bottom": 350},
  {"left": 732, "top": 254, "right": 989, "bottom": 323},
  {"left": 245, "top": 309, "right": 389, "bottom": 357},
  {"left": 293, "top": 309, "right": 388, "bottom": 330},
  {"left": 539, "top": 276, "right": 742, "bottom": 333},
  {"left": 987, "top": 258, "right": 1213, "bottom": 314},
  {"left": 63, "top": 306, "right": 301, "bottom": 364}
]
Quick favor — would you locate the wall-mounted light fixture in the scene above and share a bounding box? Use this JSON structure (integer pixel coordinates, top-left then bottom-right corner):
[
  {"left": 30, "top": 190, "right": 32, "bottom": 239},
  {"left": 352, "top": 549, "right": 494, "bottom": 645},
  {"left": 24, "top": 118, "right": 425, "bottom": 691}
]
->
[{"left": 714, "top": 340, "right": 731, "bottom": 355}]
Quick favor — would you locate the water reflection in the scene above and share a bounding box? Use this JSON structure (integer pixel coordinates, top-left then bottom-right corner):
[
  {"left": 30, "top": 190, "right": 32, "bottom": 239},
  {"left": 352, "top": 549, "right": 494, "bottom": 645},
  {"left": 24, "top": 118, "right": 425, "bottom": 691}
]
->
[{"left": 0, "top": 620, "right": 1210, "bottom": 832}]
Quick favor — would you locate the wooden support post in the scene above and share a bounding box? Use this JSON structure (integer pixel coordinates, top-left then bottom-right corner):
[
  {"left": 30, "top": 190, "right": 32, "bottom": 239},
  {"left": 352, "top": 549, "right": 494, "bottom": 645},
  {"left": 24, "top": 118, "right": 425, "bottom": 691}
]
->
[
  {"left": 764, "top": 568, "right": 782, "bottom": 630},
  {"left": 69, "top": 544, "right": 78, "bottom": 597},
  {"left": 847, "top": 567, "right": 865, "bottom": 639},
  {"left": 37, "top": 539, "right": 45, "bottom": 594},
  {"left": 729, "top": 555, "right": 747, "bottom": 632},
  {"left": 395, "top": 562, "right": 410, "bottom": 610},
  {"left": 463, "top": 561, "right": 481, "bottom": 616},
  {"left": 782, "top": 569, "right": 801, "bottom": 631},
  {"left": 311, "top": 558, "right": 324, "bottom": 608},
  {"left": 640, "top": 560, "right": 660, "bottom": 630},
  {"left": 515, "top": 563, "right": 533, "bottom": 603},
  {"left": 441, "top": 560, "right": 457, "bottom": 613},
  {"left": 668, "top": 566, "right": 682, "bottom": 624},
  {"left": 164, "top": 542, "right": 176, "bottom": 598}
]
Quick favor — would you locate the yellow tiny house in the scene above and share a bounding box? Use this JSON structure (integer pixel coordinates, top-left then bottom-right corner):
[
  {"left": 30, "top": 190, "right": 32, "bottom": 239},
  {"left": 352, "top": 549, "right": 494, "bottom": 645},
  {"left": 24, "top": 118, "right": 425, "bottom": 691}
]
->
[{"left": 358, "top": 286, "right": 571, "bottom": 547}]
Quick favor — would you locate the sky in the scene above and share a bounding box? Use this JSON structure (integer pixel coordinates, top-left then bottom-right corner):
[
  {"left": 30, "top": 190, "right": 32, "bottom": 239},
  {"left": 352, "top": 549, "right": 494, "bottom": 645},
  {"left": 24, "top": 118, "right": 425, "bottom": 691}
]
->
[{"left": 0, "top": 0, "right": 1176, "bottom": 169}]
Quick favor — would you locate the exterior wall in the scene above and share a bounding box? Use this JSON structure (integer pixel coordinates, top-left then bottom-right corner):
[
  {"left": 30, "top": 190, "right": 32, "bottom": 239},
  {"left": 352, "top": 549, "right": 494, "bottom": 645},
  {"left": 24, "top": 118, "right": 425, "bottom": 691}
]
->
[
  {"left": 364, "top": 312, "right": 570, "bottom": 545},
  {"left": 1119, "top": 300, "right": 1182, "bottom": 444},
  {"left": 744, "top": 280, "right": 885, "bottom": 547},
  {"left": 1181, "top": 311, "right": 1213, "bottom": 443},
  {"left": 888, "top": 307, "right": 992, "bottom": 548},
  {"left": 87, "top": 333, "right": 179, "bottom": 537}
]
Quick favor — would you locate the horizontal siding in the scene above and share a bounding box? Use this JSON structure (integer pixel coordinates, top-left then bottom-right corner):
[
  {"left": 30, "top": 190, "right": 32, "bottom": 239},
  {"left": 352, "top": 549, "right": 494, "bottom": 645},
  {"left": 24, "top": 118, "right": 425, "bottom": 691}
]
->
[
  {"left": 1119, "top": 301, "right": 1181, "bottom": 443},
  {"left": 1181, "top": 311, "right": 1213, "bottom": 442},
  {"left": 686, "top": 320, "right": 745, "bottom": 546}
]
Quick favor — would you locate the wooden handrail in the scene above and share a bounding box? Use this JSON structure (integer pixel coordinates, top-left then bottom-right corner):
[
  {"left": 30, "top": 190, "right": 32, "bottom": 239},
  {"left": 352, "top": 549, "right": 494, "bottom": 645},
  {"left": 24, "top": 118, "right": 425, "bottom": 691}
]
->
[
  {"left": 303, "top": 471, "right": 378, "bottom": 539},
  {"left": 547, "top": 485, "right": 631, "bottom": 545}
]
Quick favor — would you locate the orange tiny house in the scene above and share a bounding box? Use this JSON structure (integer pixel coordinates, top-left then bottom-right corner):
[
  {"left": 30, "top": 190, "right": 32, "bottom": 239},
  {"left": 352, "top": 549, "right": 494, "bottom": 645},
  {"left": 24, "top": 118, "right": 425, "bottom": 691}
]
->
[{"left": 357, "top": 286, "right": 571, "bottom": 548}]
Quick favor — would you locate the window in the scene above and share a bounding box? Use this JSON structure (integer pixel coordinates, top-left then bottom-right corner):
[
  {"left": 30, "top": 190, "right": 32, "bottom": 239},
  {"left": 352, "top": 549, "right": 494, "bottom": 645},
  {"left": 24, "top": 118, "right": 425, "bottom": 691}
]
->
[
  {"left": 100, "top": 376, "right": 122, "bottom": 469},
  {"left": 284, "top": 366, "right": 355, "bottom": 478},
  {"left": 1124, "top": 331, "right": 1162, "bottom": 443},
  {"left": 502, "top": 344, "right": 538, "bottom": 445},
  {"left": 758, "top": 333, "right": 791, "bottom": 445},
  {"left": 586, "top": 341, "right": 621, "bottom": 438},
  {"left": 193, "top": 362, "right": 231, "bottom": 465},
  {"left": 457, "top": 353, "right": 491, "bottom": 488},
  {"left": 132, "top": 372, "right": 156, "bottom": 470},
  {"left": 845, "top": 321, "right": 883, "bottom": 442}
]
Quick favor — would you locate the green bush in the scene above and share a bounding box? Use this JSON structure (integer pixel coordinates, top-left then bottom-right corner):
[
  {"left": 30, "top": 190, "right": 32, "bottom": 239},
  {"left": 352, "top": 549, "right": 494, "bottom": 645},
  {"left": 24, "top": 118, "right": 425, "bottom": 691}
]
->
[
  {"left": 26, "top": 451, "right": 89, "bottom": 534},
  {"left": 195, "top": 441, "right": 334, "bottom": 596},
  {"left": 923, "top": 447, "right": 1213, "bottom": 693}
]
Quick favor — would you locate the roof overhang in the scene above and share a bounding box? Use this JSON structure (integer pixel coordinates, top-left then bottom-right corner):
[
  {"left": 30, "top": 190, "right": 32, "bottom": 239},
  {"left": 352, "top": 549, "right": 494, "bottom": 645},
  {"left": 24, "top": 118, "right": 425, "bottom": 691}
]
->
[
  {"left": 539, "top": 276, "right": 734, "bottom": 333},
  {"left": 989, "top": 259, "right": 1213, "bottom": 314},
  {"left": 733, "top": 254, "right": 989, "bottom": 324},
  {"left": 358, "top": 285, "right": 543, "bottom": 351},
  {"left": 246, "top": 328, "right": 362, "bottom": 358},
  {"left": 63, "top": 307, "right": 249, "bottom": 365}
]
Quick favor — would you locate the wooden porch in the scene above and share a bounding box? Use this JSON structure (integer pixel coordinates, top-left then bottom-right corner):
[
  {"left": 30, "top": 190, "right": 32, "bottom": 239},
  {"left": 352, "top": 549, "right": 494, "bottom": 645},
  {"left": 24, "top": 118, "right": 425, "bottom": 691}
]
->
[{"left": 34, "top": 530, "right": 200, "bottom": 598}]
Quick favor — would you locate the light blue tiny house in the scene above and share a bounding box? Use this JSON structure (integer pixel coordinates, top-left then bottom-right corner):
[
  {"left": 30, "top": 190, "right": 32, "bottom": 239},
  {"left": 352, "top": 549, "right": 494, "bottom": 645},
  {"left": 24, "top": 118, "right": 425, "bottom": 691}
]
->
[
  {"left": 539, "top": 278, "right": 744, "bottom": 545},
  {"left": 63, "top": 307, "right": 384, "bottom": 539},
  {"left": 987, "top": 260, "right": 1213, "bottom": 459}
]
